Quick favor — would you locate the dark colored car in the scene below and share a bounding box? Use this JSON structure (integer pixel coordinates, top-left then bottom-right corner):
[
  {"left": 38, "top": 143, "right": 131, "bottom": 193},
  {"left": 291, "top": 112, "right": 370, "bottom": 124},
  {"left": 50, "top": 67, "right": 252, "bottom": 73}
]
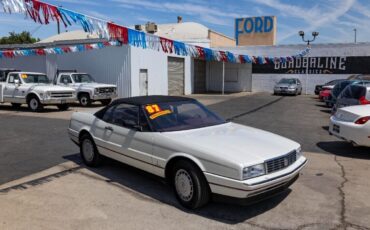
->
[
  {"left": 314, "top": 79, "right": 345, "bottom": 95},
  {"left": 333, "top": 84, "right": 370, "bottom": 113},
  {"left": 325, "top": 80, "right": 370, "bottom": 107}
]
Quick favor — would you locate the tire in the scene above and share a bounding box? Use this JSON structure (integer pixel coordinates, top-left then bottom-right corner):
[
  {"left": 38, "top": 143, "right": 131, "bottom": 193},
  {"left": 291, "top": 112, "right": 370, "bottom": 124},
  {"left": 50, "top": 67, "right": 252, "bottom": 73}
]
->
[
  {"left": 101, "top": 99, "right": 112, "bottom": 106},
  {"left": 57, "top": 104, "right": 70, "bottom": 111},
  {"left": 27, "top": 96, "right": 43, "bottom": 112},
  {"left": 80, "top": 133, "right": 102, "bottom": 167},
  {"left": 79, "top": 93, "right": 91, "bottom": 107},
  {"left": 172, "top": 160, "right": 210, "bottom": 209},
  {"left": 11, "top": 103, "right": 21, "bottom": 109}
]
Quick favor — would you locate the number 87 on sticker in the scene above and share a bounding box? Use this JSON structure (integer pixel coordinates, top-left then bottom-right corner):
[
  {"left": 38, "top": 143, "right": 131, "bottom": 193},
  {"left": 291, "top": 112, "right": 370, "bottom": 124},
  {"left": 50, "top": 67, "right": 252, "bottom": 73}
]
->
[{"left": 145, "top": 104, "right": 161, "bottom": 114}]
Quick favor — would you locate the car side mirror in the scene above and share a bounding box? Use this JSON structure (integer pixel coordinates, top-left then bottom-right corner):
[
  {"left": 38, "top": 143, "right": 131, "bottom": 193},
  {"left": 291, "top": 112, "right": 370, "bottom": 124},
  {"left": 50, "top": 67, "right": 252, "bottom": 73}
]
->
[{"left": 14, "top": 79, "right": 20, "bottom": 87}]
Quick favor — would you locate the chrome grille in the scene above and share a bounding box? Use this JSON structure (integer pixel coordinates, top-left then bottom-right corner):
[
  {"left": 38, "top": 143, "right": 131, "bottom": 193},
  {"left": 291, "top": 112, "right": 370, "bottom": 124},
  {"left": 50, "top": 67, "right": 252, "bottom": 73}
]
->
[
  {"left": 51, "top": 92, "right": 73, "bottom": 98},
  {"left": 280, "top": 87, "right": 288, "bottom": 90},
  {"left": 98, "top": 87, "right": 115, "bottom": 94},
  {"left": 265, "top": 150, "right": 297, "bottom": 174}
]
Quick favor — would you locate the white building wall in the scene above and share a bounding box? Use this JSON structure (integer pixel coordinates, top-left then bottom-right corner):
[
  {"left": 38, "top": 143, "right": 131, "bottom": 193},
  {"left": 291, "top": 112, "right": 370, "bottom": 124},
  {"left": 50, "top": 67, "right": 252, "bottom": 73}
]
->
[
  {"left": 130, "top": 46, "right": 192, "bottom": 96},
  {"left": 224, "top": 43, "right": 370, "bottom": 94},
  {"left": 0, "top": 55, "right": 46, "bottom": 73},
  {"left": 207, "top": 61, "right": 252, "bottom": 92},
  {"left": 55, "top": 46, "right": 131, "bottom": 98}
]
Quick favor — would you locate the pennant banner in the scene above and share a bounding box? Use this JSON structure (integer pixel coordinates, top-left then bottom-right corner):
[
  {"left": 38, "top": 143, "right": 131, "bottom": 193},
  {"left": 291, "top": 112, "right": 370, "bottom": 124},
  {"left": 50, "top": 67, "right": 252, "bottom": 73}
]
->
[
  {"left": 0, "top": 41, "right": 121, "bottom": 58},
  {"left": 0, "top": 0, "right": 311, "bottom": 64}
]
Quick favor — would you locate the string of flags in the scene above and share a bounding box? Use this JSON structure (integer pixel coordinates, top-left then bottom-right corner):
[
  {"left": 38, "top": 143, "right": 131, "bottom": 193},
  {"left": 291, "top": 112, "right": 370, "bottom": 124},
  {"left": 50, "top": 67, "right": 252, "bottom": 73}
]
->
[
  {"left": 0, "top": 41, "right": 121, "bottom": 58},
  {"left": 0, "top": 0, "right": 311, "bottom": 64}
]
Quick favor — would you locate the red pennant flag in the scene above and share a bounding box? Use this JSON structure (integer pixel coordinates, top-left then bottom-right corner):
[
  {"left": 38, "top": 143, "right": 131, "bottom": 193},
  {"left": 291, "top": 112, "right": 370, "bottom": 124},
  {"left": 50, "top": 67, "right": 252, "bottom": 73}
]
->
[
  {"left": 160, "top": 37, "right": 174, "bottom": 53},
  {"left": 107, "top": 23, "right": 128, "bottom": 44}
]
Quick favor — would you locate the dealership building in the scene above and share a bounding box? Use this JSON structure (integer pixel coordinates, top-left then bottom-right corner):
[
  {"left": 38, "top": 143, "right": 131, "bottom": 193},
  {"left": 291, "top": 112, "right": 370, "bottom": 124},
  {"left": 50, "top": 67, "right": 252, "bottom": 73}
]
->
[{"left": 1, "top": 18, "right": 370, "bottom": 96}]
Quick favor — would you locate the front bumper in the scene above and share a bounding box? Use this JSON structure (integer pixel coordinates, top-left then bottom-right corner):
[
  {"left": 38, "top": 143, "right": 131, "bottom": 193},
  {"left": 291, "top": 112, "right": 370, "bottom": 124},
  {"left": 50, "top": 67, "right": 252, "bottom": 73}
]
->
[
  {"left": 274, "top": 88, "right": 297, "bottom": 95},
  {"left": 92, "top": 93, "right": 117, "bottom": 100},
  {"left": 329, "top": 117, "right": 370, "bottom": 147},
  {"left": 204, "top": 156, "right": 307, "bottom": 199},
  {"left": 41, "top": 98, "right": 76, "bottom": 105}
]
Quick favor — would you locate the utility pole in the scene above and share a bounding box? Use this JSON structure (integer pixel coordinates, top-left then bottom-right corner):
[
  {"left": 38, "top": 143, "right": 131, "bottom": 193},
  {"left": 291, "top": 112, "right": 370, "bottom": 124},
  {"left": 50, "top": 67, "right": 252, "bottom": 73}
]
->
[
  {"left": 57, "top": 20, "right": 60, "bottom": 34},
  {"left": 354, "top": 28, "right": 357, "bottom": 43}
]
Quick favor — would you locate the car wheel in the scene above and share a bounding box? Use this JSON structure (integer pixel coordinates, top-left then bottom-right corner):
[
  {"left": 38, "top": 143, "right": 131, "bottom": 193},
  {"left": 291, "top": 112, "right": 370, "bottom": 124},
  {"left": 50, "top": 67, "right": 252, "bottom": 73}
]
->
[
  {"left": 11, "top": 103, "right": 21, "bottom": 109},
  {"left": 172, "top": 160, "right": 210, "bottom": 209},
  {"left": 80, "top": 133, "right": 102, "bottom": 167},
  {"left": 28, "top": 96, "right": 43, "bottom": 112},
  {"left": 101, "top": 99, "right": 112, "bottom": 106},
  {"left": 57, "top": 104, "right": 70, "bottom": 111},
  {"left": 79, "top": 94, "right": 91, "bottom": 107}
]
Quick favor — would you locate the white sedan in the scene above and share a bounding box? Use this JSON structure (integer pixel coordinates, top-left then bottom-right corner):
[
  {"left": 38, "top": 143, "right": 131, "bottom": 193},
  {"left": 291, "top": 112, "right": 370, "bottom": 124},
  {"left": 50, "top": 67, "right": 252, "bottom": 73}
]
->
[
  {"left": 68, "top": 96, "right": 307, "bottom": 209},
  {"left": 329, "top": 105, "right": 370, "bottom": 147}
]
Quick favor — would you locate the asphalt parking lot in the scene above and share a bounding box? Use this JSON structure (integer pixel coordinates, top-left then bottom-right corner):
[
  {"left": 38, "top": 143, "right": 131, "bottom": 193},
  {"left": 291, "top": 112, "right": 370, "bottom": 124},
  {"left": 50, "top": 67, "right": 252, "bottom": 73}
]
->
[{"left": 0, "top": 93, "right": 370, "bottom": 230}]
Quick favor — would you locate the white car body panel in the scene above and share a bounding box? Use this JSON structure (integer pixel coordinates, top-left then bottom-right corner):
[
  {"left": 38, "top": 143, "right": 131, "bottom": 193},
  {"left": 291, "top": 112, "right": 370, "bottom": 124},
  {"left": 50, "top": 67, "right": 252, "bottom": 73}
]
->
[
  {"left": 329, "top": 105, "right": 370, "bottom": 147},
  {"left": 69, "top": 109, "right": 307, "bottom": 199}
]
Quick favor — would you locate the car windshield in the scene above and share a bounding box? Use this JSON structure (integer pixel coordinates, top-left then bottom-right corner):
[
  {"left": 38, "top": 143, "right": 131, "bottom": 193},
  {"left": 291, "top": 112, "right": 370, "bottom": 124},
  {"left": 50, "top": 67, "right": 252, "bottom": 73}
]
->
[
  {"left": 326, "top": 79, "right": 343, "bottom": 86},
  {"left": 143, "top": 100, "right": 227, "bottom": 132},
  {"left": 72, "top": 74, "right": 95, "bottom": 83},
  {"left": 278, "top": 79, "right": 296, "bottom": 84},
  {"left": 22, "top": 74, "right": 50, "bottom": 84}
]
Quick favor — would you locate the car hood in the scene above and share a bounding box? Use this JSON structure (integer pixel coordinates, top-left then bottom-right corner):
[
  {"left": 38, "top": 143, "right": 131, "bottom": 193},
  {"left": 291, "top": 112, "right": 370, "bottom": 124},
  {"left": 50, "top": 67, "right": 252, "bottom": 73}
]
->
[
  {"left": 275, "top": 83, "right": 296, "bottom": 88},
  {"left": 74, "top": 83, "right": 116, "bottom": 89},
  {"left": 160, "top": 122, "right": 300, "bottom": 166}
]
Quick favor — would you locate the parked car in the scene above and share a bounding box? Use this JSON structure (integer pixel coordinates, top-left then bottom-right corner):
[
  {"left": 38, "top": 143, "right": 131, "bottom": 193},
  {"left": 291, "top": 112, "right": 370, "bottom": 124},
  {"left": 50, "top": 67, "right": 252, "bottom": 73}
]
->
[
  {"left": 319, "top": 86, "right": 331, "bottom": 101},
  {"left": 329, "top": 105, "right": 370, "bottom": 147},
  {"left": 314, "top": 79, "right": 345, "bottom": 95},
  {"left": 54, "top": 70, "right": 117, "bottom": 106},
  {"left": 274, "top": 78, "right": 302, "bottom": 95},
  {"left": 333, "top": 84, "right": 370, "bottom": 114},
  {"left": 347, "top": 74, "right": 370, "bottom": 81},
  {"left": 0, "top": 71, "right": 76, "bottom": 112},
  {"left": 325, "top": 80, "right": 370, "bottom": 108},
  {"left": 69, "top": 96, "right": 307, "bottom": 209}
]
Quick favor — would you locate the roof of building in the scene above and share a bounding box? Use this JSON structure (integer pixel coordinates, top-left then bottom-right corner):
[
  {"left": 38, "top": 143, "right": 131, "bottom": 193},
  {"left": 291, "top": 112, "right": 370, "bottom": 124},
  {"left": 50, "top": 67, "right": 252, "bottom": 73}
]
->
[
  {"left": 111, "top": 95, "right": 195, "bottom": 106},
  {"left": 37, "top": 30, "right": 100, "bottom": 44}
]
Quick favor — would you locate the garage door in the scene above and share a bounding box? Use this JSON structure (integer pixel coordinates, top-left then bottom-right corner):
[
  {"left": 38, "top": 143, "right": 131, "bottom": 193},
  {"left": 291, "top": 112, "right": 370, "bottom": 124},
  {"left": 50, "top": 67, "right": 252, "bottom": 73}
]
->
[
  {"left": 168, "top": 57, "right": 184, "bottom": 95},
  {"left": 194, "top": 59, "right": 206, "bottom": 93}
]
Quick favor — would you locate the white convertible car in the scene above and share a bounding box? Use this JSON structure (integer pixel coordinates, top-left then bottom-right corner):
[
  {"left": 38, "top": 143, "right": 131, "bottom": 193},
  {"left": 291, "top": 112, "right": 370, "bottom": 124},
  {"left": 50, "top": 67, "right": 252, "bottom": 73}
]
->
[
  {"left": 68, "top": 96, "right": 307, "bottom": 209},
  {"left": 329, "top": 105, "right": 370, "bottom": 147}
]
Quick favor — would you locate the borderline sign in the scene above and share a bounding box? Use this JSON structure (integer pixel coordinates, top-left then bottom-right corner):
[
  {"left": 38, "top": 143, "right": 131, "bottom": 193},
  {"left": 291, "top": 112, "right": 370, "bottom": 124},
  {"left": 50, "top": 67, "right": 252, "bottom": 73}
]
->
[{"left": 252, "top": 56, "right": 370, "bottom": 74}]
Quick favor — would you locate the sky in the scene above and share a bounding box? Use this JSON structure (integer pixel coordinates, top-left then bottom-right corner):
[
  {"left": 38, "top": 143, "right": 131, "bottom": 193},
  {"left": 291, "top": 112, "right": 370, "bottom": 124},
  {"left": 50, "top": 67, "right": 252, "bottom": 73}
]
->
[{"left": 0, "top": 0, "right": 370, "bottom": 44}]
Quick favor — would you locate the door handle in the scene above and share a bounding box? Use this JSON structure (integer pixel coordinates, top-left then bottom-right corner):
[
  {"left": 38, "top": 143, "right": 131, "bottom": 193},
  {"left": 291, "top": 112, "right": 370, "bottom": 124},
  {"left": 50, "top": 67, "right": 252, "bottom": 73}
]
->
[{"left": 105, "top": 126, "right": 114, "bottom": 131}]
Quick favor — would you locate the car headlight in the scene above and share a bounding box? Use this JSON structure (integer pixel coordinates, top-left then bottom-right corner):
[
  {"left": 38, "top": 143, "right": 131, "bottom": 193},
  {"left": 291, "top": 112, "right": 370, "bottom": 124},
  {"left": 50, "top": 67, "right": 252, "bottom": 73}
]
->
[
  {"left": 243, "top": 164, "right": 266, "bottom": 180},
  {"left": 95, "top": 88, "right": 99, "bottom": 94},
  {"left": 296, "top": 147, "right": 303, "bottom": 159}
]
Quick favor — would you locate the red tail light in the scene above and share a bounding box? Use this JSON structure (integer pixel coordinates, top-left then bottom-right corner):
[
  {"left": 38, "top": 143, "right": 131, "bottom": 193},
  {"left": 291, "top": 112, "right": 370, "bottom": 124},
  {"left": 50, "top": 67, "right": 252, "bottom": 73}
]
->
[
  {"left": 355, "top": 116, "right": 370, "bottom": 124},
  {"left": 359, "top": 96, "right": 370, "bottom": 105}
]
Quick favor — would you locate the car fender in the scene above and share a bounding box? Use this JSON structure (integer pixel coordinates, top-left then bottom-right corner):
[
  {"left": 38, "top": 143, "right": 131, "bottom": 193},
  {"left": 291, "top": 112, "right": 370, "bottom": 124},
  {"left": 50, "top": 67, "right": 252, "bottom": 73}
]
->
[
  {"left": 165, "top": 152, "right": 206, "bottom": 172},
  {"left": 26, "top": 90, "right": 43, "bottom": 101}
]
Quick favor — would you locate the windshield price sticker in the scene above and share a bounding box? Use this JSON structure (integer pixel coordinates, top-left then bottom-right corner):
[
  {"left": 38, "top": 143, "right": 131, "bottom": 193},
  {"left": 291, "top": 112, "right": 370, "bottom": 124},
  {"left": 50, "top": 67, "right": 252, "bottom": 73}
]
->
[
  {"left": 149, "top": 110, "right": 172, "bottom": 120},
  {"left": 145, "top": 104, "right": 172, "bottom": 119},
  {"left": 21, "top": 74, "right": 28, "bottom": 79},
  {"left": 145, "top": 104, "right": 162, "bottom": 114}
]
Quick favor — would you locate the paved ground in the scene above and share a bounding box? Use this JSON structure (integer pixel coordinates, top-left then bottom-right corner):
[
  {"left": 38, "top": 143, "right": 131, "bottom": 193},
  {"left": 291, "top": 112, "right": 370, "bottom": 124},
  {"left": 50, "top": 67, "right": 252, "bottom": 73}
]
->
[{"left": 0, "top": 93, "right": 370, "bottom": 230}]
